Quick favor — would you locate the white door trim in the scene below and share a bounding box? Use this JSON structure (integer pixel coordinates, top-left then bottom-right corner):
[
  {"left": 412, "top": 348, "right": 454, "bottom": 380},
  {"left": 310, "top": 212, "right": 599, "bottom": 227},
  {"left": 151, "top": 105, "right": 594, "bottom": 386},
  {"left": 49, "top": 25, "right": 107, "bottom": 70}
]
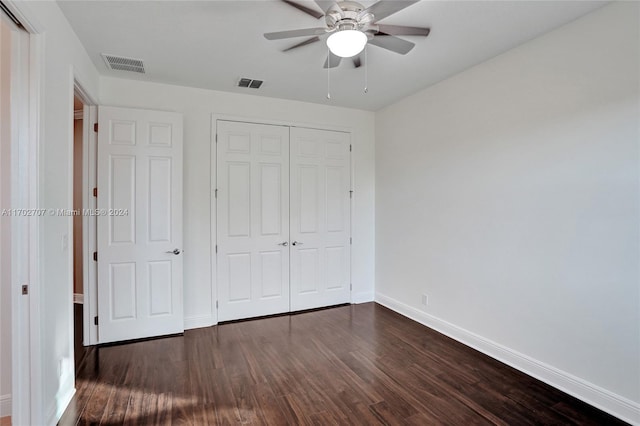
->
[
  {"left": 73, "top": 81, "right": 98, "bottom": 346},
  {"left": 25, "top": 27, "right": 43, "bottom": 426},
  {"left": 210, "top": 113, "right": 355, "bottom": 325},
  {"left": 211, "top": 113, "right": 353, "bottom": 134},
  {"left": 2, "top": 1, "right": 43, "bottom": 424},
  {"left": 83, "top": 104, "right": 98, "bottom": 345}
]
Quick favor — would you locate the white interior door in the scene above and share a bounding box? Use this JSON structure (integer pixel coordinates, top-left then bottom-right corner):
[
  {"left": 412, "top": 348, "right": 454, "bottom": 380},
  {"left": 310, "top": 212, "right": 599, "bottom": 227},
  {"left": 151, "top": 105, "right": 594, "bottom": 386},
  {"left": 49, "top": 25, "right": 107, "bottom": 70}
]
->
[
  {"left": 290, "top": 127, "right": 351, "bottom": 311},
  {"left": 217, "top": 120, "right": 290, "bottom": 322},
  {"left": 97, "top": 106, "right": 183, "bottom": 343}
]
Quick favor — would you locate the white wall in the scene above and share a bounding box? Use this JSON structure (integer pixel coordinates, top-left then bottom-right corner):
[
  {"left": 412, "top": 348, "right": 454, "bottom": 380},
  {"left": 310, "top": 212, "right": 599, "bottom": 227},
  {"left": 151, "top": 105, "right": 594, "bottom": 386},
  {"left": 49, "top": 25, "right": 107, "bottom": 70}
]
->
[
  {"left": 0, "top": 16, "right": 13, "bottom": 418},
  {"left": 11, "top": 1, "right": 100, "bottom": 423},
  {"left": 99, "top": 77, "right": 376, "bottom": 328},
  {"left": 375, "top": 2, "right": 639, "bottom": 423}
]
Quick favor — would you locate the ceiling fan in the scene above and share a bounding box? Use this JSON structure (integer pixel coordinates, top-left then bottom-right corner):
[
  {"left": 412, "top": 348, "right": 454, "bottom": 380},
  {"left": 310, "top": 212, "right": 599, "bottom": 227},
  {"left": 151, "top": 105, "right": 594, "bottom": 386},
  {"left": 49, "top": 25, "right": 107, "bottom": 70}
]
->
[{"left": 264, "top": 0, "right": 430, "bottom": 69}]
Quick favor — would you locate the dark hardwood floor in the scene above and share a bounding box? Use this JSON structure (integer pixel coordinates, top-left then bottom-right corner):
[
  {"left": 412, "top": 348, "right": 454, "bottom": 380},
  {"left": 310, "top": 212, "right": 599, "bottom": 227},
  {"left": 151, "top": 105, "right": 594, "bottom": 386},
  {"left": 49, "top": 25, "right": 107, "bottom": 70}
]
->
[{"left": 59, "top": 303, "right": 627, "bottom": 425}]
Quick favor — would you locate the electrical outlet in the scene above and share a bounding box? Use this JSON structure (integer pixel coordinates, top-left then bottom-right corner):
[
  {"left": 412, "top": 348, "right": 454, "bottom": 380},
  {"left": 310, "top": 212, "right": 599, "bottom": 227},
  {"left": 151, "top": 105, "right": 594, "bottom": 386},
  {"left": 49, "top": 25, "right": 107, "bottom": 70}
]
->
[{"left": 421, "top": 294, "right": 429, "bottom": 306}]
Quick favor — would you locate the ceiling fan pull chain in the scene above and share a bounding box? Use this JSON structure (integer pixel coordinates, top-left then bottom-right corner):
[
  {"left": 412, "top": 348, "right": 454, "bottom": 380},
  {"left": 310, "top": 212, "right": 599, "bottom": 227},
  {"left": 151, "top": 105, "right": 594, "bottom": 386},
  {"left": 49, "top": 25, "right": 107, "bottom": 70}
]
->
[
  {"left": 364, "top": 45, "right": 368, "bottom": 94},
  {"left": 327, "top": 45, "right": 331, "bottom": 100}
]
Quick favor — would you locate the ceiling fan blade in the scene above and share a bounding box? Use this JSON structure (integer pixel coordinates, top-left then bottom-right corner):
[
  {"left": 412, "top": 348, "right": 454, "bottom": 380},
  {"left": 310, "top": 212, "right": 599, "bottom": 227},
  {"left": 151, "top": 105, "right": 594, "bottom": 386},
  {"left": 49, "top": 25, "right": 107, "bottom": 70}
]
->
[
  {"left": 283, "top": 36, "right": 321, "bottom": 52},
  {"left": 314, "top": 0, "right": 340, "bottom": 14},
  {"left": 264, "top": 27, "right": 327, "bottom": 40},
  {"left": 363, "top": 1, "right": 419, "bottom": 22},
  {"left": 376, "top": 24, "right": 430, "bottom": 37},
  {"left": 281, "top": 0, "right": 324, "bottom": 19},
  {"left": 323, "top": 52, "right": 342, "bottom": 68},
  {"left": 369, "top": 34, "right": 415, "bottom": 55},
  {"left": 352, "top": 54, "right": 362, "bottom": 68}
]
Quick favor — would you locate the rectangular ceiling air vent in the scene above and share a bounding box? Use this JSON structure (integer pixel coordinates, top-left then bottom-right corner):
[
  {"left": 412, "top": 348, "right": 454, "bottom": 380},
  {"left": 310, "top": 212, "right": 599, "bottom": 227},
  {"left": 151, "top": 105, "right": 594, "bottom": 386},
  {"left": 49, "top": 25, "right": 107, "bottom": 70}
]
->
[
  {"left": 238, "top": 78, "right": 263, "bottom": 89},
  {"left": 102, "top": 54, "right": 145, "bottom": 74}
]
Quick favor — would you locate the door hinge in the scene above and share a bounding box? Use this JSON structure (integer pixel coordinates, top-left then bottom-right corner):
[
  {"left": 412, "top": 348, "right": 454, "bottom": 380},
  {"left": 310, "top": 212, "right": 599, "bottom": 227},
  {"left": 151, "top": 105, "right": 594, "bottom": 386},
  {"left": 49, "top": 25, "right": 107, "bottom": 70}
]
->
[
  {"left": 94, "top": 316, "right": 99, "bottom": 325},
  {"left": 215, "top": 188, "right": 218, "bottom": 199},
  {"left": 215, "top": 134, "right": 218, "bottom": 143},
  {"left": 93, "top": 252, "right": 97, "bottom": 262},
  {"left": 215, "top": 245, "right": 218, "bottom": 254},
  {"left": 350, "top": 237, "right": 352, "bottom": 245},
  {"left": 349, "top": 144, "right": 352, "bottom": 152},
  {"left": 216, "top": 300, "right": 218, "bottom": 309},
  {"left": 93, "top": 123, "right": 98, "bottom": 133},
  {"left": 350, "top": 283, "right": 352, "bottom": 291},
  {"left": 349, "top": 190, "right": 353, "bottom": 199},
  {"left": 21, "top": 284, "right": 28, "bottom": 295},
  {"left": 93, "top": 187, "right": 97, "bottom": 197}
]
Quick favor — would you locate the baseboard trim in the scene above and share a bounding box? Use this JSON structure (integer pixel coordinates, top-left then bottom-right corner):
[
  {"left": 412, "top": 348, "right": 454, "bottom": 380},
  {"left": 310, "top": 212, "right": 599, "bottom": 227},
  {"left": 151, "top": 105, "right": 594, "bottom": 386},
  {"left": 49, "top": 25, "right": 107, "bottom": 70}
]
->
[
  {"left": 73, "top": 293, "right": 83, "bottom": 304},
  {"left": 352, "top": 290, "right": 374, "bottom": 304},
  {"left": 0, "top": 394, "right": 10, "bottom": 417},
  {"left": 184, "top": 314, "right": 215, "bottom": 330},
  {"left": 375, "top": 292, "right": 640, "bottom": 425}
]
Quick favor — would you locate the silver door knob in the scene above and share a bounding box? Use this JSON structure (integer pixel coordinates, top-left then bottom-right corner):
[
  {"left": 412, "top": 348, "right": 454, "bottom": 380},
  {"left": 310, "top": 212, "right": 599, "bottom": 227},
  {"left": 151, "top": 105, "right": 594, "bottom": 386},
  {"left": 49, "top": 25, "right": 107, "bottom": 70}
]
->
[
  {"left": 278, "top": 241, "right": 288, "bottom": 246},
  {"left": 166, "top": 248, "right": 181, "bottom": 255},
  {"left": 292, "top": 241, "right": 303, "bottom": 246}
]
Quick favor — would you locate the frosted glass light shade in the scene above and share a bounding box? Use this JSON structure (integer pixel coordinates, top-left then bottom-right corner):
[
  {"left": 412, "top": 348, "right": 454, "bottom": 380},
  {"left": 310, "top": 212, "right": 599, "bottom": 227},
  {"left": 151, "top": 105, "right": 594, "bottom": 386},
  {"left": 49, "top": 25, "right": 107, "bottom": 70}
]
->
[{"left": 326, "top": 30, "right": 367, "bottom": 58}]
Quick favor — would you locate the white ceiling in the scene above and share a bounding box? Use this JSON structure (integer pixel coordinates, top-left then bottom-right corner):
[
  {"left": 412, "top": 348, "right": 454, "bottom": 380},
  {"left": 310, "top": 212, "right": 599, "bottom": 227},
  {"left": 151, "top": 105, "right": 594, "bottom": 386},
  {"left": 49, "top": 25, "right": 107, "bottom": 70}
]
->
[{"left": 57, "top": 0, "right": 607, "bottom": 111}]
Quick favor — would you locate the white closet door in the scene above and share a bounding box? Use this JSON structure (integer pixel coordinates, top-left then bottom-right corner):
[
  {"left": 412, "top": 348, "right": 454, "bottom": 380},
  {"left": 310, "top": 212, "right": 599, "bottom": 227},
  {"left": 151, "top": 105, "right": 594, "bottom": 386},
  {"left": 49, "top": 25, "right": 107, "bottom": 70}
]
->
[
  {"left": 97, "top": 106, "right": 184, "bottom": 344},
  {"left": 217, "top": 121, "right": 290, "bottom": 322},
  {"left": 290, "top": 127, "right": 351, "bottom": 311}
]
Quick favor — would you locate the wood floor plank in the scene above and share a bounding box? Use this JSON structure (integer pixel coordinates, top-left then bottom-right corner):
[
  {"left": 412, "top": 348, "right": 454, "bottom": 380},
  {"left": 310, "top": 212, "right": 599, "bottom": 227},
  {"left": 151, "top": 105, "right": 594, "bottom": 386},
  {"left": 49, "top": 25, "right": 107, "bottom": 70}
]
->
[
  {"left": 342, "top": 351, "right": 420, "bottom": 419},
  {"left": 278, "top": 393, "right": 313, "bottom": 425},
  {"left": 79, "top": 381, "right": 114, "bottom": 424},
  {"left": 406, "top": 361, "right": 506, "bottom": 425},
  {"left": 170, "top": 392, "right": 197, "bottom": 425},
  {"left": 229, "top": 374, "right": 264, "bottom": 424},
  {"left": 154, "top": 392, "right": 173, "bottom": 425},
  {"left": 61, "top": 303, "right": 630, "bottom": 425},
  {"left": 122, "top": 388, "right": 145, "bottom": 426},
  {"left": 98, "top": 382, "right": 130, "bottom": 426},
  {"left": 209, "top": 368, "right": 243, "bottom": 424},
  {"left": 368, "top": 401, "right": 409, "bottom": 426},
  {"left": 308, "top": 409, "right": 343, "bottom": 425},
  {"left": 191, "top": 403, "right": 218, "bottom": 425},
  {"left": 248, "top": 381, "right": 291, "bottom": 425}
]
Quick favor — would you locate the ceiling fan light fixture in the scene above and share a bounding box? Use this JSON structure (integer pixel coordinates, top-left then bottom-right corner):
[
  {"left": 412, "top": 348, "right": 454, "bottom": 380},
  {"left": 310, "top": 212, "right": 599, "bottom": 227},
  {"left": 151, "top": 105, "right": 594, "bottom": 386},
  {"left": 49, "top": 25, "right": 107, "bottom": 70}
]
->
[{"left": 326, "top": 29, "right": 367, "bottom": 58}]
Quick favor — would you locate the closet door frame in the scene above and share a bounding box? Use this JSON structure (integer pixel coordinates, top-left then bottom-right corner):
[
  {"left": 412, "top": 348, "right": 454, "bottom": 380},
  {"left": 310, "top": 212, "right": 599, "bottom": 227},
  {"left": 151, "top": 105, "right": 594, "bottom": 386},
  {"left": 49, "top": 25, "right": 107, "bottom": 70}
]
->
[{"left": 210, "top": 114, "right": 354, "bottom": 325}]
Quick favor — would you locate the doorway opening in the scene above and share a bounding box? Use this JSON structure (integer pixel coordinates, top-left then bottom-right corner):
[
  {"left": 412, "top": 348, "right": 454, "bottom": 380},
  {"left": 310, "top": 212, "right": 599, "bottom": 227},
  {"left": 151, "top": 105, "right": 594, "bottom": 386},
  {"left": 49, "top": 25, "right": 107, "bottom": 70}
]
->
[
  {"left": 71, "top": 81, "right": 98, "bottom": 365},
  {"left": 72, "top": 93, "right": 86, "bottom": 371}
]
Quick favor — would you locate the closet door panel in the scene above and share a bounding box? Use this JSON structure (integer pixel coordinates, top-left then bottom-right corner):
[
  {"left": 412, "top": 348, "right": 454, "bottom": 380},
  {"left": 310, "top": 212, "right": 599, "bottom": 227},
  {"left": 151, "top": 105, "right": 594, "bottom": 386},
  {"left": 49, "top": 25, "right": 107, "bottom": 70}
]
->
[
  {"left": 290, "top": 127, "right": 351, "bottom": 311},
  {"left": 217, "top": 121, "right": 290, "bottom": 321}
]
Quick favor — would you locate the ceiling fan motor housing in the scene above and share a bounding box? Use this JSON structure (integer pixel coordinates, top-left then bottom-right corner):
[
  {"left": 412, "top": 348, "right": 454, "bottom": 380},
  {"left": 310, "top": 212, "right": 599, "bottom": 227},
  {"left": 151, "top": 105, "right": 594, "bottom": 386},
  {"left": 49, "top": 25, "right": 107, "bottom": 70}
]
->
[{"left": 325, "top": 1, "right": 375, "bottom": 35}]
